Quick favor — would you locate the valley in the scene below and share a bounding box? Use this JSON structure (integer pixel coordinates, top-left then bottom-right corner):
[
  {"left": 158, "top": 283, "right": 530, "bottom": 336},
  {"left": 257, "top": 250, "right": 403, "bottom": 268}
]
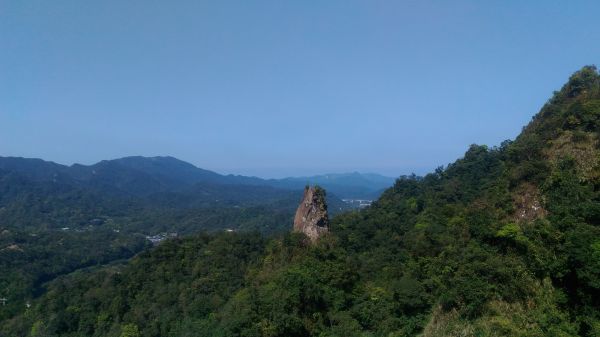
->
[{"left": 0, "top": 155, "right": 395, "bottom": 327}]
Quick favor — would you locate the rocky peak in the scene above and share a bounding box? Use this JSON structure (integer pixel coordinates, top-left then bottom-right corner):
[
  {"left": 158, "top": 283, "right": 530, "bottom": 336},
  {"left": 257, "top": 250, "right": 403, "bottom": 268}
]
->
[{"left": 293, "top": 186, "right": 329, "bottom": 242}]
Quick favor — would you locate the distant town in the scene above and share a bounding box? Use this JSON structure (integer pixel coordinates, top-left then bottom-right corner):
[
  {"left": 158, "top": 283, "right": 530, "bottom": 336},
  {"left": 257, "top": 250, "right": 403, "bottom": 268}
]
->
[
  {"left": 342, "top": 199, "right": 372, "bottom": 208},
  {"left": 145, "top": 232, "right": 178, "bottom": 245}
]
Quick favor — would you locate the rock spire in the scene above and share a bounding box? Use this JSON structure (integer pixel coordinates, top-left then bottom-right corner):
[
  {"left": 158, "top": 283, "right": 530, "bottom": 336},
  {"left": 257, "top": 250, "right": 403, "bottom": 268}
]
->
[{"left": 293, "top": 186, "right": 329, "bottom": 242}]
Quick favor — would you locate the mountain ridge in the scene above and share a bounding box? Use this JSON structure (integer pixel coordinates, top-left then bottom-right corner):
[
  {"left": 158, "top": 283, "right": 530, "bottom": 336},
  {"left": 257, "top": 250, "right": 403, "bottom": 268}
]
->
[{"left": 0, "top": 155, "right": 395, "bottom": 199}]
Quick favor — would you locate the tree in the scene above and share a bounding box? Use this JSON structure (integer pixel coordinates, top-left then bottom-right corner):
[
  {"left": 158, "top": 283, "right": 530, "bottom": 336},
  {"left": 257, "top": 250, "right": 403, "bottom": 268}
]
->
[{"left": 120, "top": 323, "right": 141, "bottom": 337}]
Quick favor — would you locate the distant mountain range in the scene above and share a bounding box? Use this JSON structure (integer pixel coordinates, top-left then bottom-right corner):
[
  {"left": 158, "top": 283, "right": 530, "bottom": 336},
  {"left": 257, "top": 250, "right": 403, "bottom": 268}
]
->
[
  {"left": 0, "top": 156, "right": 396, "bottom": 199},
  {"left": 266, "top": 172, "right": 395, "bottom": 199}
]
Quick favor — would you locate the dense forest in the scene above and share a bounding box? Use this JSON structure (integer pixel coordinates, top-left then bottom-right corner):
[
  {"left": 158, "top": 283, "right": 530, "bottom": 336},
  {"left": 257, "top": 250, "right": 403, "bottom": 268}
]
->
[
  {"left": 0, "top": 172, "right": 297, "bottom": 323},
  {"left": 2, "top": 66, "right": 600, "bottom": 336}
]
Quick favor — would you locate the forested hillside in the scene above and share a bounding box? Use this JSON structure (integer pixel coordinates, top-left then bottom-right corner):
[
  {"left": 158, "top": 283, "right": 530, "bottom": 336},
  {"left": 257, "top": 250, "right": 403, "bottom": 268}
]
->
[
  {"left": 2, "top": 66, "right": 600, "bottom": 336},
  {"left": 0, "top": 154, "right": 363, "bottom": 327}
]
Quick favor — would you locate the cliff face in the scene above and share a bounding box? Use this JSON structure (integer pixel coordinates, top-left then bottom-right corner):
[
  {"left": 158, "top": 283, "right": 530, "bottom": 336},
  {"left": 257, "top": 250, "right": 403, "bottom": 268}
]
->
[{"left": 293, "top": 186, "right": 329, "bottom": 242}]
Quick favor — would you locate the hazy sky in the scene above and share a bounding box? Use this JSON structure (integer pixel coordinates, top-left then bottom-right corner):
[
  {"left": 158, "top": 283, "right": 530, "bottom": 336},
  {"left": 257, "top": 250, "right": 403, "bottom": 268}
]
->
[{"left": 1, "top": 1, "right": 599, "bottom": 178}]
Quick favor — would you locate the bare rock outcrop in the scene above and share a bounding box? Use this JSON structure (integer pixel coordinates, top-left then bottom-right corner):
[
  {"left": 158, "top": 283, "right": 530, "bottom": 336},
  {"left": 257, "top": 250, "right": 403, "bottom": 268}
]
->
[
  {"left": 293, "top": 186, "right": 329, "bottom": 242},
  {"left": 513, "top": 183, "right": 547, "bottom": 222}
]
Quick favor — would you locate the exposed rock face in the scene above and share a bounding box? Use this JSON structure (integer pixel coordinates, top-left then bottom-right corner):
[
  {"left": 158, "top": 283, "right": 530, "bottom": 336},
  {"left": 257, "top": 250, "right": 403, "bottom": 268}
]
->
[
  {"left": 293, "top": 186, "right": 329, "bottom": 242},
  {"left": 513, "top": 183, "right": 547, "bottom": 222}
]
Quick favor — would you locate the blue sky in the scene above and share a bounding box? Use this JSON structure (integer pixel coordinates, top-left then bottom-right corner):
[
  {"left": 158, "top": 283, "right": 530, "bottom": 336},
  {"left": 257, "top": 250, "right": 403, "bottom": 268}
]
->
[{"left": 1, "top": 1, "right": 599, "bottom": 178}]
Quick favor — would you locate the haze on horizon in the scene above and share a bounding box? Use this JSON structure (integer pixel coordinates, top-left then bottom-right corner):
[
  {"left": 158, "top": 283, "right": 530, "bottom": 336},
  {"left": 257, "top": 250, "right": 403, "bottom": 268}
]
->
[{"left": 2, "top": 1, "right": 600, "bottom": 178}]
